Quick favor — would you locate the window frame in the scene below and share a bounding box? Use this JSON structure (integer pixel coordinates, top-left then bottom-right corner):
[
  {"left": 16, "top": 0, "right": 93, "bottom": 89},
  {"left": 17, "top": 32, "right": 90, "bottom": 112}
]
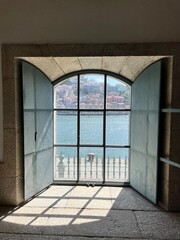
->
[{"left": 53, "top": 70, "right": 132, "bottom": 185}]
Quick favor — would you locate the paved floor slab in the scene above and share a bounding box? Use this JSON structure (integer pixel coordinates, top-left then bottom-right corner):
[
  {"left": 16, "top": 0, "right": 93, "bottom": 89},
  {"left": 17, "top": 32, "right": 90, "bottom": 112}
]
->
[
  {"left": 66, "top": 186, "right": 101, "bottom": 198},
  {"left": 111, "top": 187, "right": 159, "bottom": 211},
  {"left": 39, "top": 186, "right": 74, "bottom": 198},
  {"left": 41, "top": 209, "right": 141, "bottom": 238},
  {"left": 0, "top": 186, "right": 179, "bottom": 240},
  {"left": 0, "top": 234, "right": 162, "bottom": 240},
  {"left": 135, "top": 211, "right": 180, "bottom": 239}
]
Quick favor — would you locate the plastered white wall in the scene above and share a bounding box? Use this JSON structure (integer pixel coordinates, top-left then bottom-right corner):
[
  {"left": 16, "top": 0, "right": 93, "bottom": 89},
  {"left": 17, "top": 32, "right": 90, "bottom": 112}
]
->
[{"left": 0, "top": 0, "right": 180, "bottom": 160}]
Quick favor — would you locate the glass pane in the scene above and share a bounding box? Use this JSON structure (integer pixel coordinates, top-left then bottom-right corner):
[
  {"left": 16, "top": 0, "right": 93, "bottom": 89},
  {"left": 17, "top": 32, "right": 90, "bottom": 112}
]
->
[
  {"left": 105, "top": 148, "right": 129, "bottom": 182},
  {"left": 54, "top": 147, "right": 77, "bottom": 180},
  {"left": 80, "top": 111, "right": 103, "bottom": 145},
  {"left": 54, "top": 76, "right": 78, "bottom": 109},
  {"left": 80, "top": 74, "right": 104, "bottom": 109},
  {"left": 106, "top": 111, "right": 130, "bottom": 145},
  {"left": 79, "top": 147, "right": 103, "bottom": 181},
  {"left": 106, "top": 76, "right": 131, "bottom": 109},
  {"left": 55, "top": 111, "right": 77, "bottom": 145}
]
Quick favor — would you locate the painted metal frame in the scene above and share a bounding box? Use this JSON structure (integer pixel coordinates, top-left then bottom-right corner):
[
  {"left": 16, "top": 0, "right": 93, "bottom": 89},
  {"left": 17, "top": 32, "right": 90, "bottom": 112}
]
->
[{"left": 53, "top": 70, "right": 132, "bottom": 185}]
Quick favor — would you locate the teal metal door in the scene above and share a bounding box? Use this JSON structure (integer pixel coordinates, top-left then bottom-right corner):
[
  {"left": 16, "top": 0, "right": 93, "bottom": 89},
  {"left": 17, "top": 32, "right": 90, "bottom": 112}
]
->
[
  {"left": 23, "top": 61, "right": 53, "bottom": 200},
  {"left": 130, "top": 61, "right": 161, "bottom": 204}
]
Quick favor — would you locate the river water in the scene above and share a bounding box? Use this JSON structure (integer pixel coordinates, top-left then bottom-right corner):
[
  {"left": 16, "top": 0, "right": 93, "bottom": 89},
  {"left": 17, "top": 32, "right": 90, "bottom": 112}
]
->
[{"left": 55, "top": 113, "right": 130, "bottom": 159}]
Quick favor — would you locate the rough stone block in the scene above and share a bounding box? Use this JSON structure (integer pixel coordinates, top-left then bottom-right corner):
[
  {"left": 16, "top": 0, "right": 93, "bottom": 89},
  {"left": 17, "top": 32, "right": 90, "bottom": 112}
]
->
[
  {"left": 171, "top": 77, "right": 180, "bottom": 108},
  {"left": 16, "top": 175, "right": 24, "bottom": 205},
  {"left": 168, "top": 166, "right": 180, "bottom": 211},
  {"left": 77, "top": 44, "right": 104, "bottom": 56},
  {"left": 121, "top": 56, "right": 163, "bottom": 81},
  {"left": 48, "top": 44, "right": 80, "bottom": 57},
  {"left": 0, "top": 177, "right": 17, "bottom": 205},
  {"left": 170, "top": 43, "right": 180, "bottom": 57},
  {"left": 1, "top": 55, "right": 15, "bottom": 79},
  {"left": 161, "top": 113, "right": 171, "bottom": 131},
  {"left": 79, "top": 57, "right": 102, "bottom": 70},
  {"left": 16, "top": 132, "right": 24, "bottom": 177},
  {"left": 2, "top": 44, "right": 42, "bottom": 58},
  {"left": 2, "top": 45, "right": 42, "bottom": 81},
  {"left": 160, "top": 129, "right": 171, "bottom": 158},
  {"left": 2, "top": 128, "right": 23, "bottom": 178},
  {"left": 161, "top": 86, "right": 172, "bottom": 108},
  {"left": 169, "top": 165, "right": 180, "bottom": 183},
  {"left": 3, "top": 128, "right": 16, "bottom": 177},
  {"left": 3, "top": 76, "right": 23, "bottom": 132},
  {"left": 170, "top": 129, "right": 180, "bottom": 164},
  {"left": 160, "top": 58, "right": 173, "bottom": 108},
  {"left": 54, "top": 57, "right": 81, "bottom": 74},
  {"left": 102, "top": 56, "right": 126, "bottom": 74},
  {"left": 169, "top": 183, "right": 180, "bottom": 211},
  {"left": 3, "top": 78, "right": 16, "bottom": 129},
  {"left": 158, "top": 178, "right": 169, "bottom": 211},
  {"left": 21, "top": 57, "right": 64, "bottom": 81},
  {"left": 0, "top": 176, "right": 24, "bottom": 206},
  {"left": 15, "top": 75, "right": 23, "bottom": 132},
  {"left": 39, "top": 44, "right": 51, "bottom": 56},
  {"left": 102, "top": 43, "right": 136, "bottom": 56},
  {"left": 0, "top": 163, "right": 4, "bottom": 175},
  {"left": 171, "top": 113, "right": 180, "bottom": 130},
  {"left": 159, "top": 161, "right": 169, "bottom": 181},
  {"left": 173, "top": 58, "right": 180, "bottom": 77}
]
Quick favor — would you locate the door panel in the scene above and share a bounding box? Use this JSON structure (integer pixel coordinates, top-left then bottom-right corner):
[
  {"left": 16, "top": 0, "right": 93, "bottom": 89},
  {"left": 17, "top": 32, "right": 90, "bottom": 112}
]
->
[
  {"left": 36, "top": 148, "right": 54, "bottom": 192},
  {"left": 35, "top": 70, "right": 53, "bottom": 109},
  {"left": 130, "top": 61, "right": 161, "bottom": 204},
  {"left": 24, "top": 112, "right": 35, "bottom": 155},
  {"left": 24, "top": 153, "right": 37, "bottom": 200},
  {"left": 23, "top": 61, "right": 53, "bottom": 201},
  {"left": 36, "top": 111, "right": 53, "bottom": 151}
]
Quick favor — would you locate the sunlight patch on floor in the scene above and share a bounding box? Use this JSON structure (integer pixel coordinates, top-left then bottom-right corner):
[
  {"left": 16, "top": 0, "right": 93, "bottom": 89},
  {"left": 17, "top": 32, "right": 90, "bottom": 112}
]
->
[{"left": 2, "top": 186, "right": 123, "bottom": 226}]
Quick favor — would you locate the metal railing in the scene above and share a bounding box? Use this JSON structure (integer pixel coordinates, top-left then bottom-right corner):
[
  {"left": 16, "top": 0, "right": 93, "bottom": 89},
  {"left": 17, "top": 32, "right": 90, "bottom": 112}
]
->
[{"left": 55, "top": 155, "right": 129, "bottom": 182}]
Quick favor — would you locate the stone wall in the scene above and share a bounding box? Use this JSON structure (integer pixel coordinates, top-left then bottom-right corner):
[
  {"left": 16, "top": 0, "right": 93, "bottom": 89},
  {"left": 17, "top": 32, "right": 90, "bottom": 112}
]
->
[{"left": 0, "top": 43, "right": 179, "bottom": 211}]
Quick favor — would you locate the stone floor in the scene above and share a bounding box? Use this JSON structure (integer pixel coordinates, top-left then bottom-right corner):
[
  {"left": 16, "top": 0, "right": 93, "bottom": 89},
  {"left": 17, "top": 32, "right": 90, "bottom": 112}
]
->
[{"left": 0, "top": 186, "right": 179, "bottom": 240}]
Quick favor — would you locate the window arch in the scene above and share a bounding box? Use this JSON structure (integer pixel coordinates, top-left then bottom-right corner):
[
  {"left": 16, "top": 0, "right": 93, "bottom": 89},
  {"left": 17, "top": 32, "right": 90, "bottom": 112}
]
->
[{"left": 54, "top": 71, "right": 131, "bottom": 184}]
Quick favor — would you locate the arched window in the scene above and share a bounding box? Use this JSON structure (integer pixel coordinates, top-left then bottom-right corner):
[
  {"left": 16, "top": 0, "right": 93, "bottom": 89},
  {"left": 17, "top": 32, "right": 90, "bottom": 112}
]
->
[{"left": 54, "top": 71, "right": 131, "bottom": 184}]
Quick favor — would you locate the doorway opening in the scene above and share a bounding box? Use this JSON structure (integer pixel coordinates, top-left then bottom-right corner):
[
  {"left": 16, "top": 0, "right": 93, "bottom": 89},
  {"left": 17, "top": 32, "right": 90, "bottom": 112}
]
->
[
  {"left": 53, "top": 71, "right": 131, "bottom": 184},
  {"left": 22, "top": 58, "right": 162, "bottom": 204}
]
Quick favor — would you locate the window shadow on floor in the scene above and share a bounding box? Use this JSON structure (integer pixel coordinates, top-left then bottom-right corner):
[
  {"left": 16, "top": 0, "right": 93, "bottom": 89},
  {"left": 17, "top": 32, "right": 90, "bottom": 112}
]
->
[{"left": 0, "top": 186, "right": 180, "bottom": 239}]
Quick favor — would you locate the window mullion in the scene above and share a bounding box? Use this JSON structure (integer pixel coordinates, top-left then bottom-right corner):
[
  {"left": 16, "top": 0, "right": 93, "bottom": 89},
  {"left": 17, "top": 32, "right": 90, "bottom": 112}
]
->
[
  {"left": 103, "top": 74, "right": 107, "bottom": 183},
  {"left": 77, "top": 74, "right": 80, "bottom": 182}
]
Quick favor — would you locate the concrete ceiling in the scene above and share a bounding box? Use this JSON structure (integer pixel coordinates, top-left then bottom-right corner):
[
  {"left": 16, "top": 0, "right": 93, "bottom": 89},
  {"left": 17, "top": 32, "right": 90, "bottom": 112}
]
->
[
  {"left": 0, "top": 0, "right": 180, "bottom": 43},
  {"left": 21, "top": 56, "right": 165, "bottom": 82}
]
